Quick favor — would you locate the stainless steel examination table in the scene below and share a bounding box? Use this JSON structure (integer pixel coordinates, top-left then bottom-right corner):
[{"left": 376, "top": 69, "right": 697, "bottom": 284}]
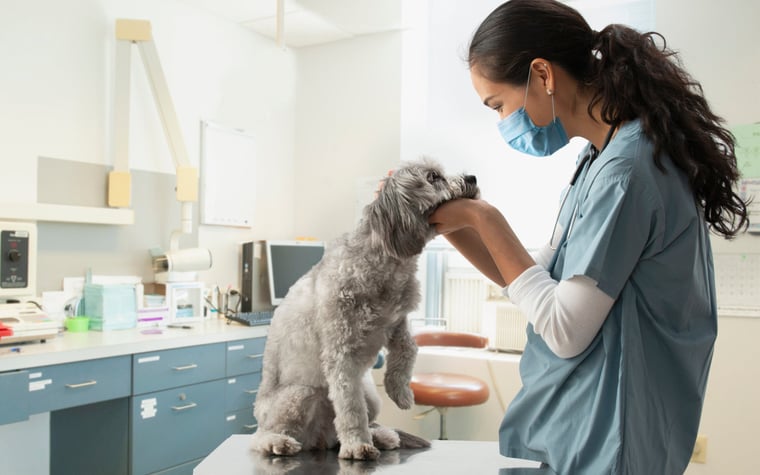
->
[{"left": 194, "top": 435, "right": 550, "bottom": 474}]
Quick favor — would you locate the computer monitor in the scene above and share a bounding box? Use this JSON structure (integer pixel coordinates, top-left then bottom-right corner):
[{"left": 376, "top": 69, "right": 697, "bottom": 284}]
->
[{"left": 265, "top": 240, "right": 325, "bottom": 306}]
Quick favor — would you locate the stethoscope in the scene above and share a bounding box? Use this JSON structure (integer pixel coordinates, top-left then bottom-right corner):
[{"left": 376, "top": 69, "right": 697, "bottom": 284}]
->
[{"left": 549, "top": 123, "right": 618, "bottom": 250}]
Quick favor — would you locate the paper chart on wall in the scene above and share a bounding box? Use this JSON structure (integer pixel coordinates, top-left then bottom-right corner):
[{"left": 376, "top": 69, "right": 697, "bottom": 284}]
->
[{"left": 733, "top": 123, "right": 760, "bottom": 233}]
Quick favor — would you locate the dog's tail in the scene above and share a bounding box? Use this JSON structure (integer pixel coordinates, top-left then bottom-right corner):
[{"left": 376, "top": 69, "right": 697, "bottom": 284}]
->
[{"left": 396, "top": 428, "right": 431, "bottom": 449}]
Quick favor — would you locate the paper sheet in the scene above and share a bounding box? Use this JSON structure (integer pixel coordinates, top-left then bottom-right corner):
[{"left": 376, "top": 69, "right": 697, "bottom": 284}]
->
[
  {"left": 740, "top": 178, "right": 760, "bottom": 233},
  {"left": 733, "top": 123, "right": 760, "bottom": 178},
  {"left": 732, "top": 123, "right": 760, "bottom": 232}
]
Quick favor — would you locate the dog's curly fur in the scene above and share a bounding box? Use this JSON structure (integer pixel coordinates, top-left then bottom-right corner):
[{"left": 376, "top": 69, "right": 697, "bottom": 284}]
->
[{"left": 250, "top": 159, "right": 479, "bottom": 460}]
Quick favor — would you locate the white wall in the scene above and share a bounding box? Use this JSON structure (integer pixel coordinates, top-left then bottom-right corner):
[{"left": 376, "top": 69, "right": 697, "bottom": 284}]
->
[
  {"left": 293, "top": 32, "right": 403, "bottom": 241},
  {"left": 0, "top": 0, "right": 299, "bottom": 291}
]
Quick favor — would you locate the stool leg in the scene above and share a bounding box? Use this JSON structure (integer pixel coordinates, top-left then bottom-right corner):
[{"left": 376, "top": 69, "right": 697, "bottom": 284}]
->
[{"left": 437, "top": 407, "right": 449, "bottom": 440}]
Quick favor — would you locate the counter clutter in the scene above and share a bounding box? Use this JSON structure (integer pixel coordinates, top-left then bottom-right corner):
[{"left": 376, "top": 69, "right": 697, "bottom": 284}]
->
[{"left": 0, "top": 318, "right": 266, "bottom": 374}]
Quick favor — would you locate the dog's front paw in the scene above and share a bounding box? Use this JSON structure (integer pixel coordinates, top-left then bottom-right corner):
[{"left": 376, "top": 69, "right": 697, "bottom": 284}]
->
[
  {"left": 338, "top": 442, "right": 381, "bottom": 460},
  {"left": 386, "top": 384, "right": 414, "bottom": 410},
  {"left": 251, "top": 431, "right": 303, "bottom": 456}
]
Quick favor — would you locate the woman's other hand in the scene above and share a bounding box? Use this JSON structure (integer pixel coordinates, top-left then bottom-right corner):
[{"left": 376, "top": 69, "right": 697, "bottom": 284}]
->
[{"left": 429, "top": 198, "right": 488, "bottom": 235}]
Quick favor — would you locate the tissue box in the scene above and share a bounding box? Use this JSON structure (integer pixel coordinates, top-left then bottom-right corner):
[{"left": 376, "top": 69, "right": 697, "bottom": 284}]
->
[{"left": 84, "top": 283, "right": 138, "bottom": 330}]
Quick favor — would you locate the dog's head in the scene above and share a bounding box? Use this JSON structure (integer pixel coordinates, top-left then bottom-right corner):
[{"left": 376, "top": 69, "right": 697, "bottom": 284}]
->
[{"left": 364, "top": 158, "right": 480, "bottom": 259}]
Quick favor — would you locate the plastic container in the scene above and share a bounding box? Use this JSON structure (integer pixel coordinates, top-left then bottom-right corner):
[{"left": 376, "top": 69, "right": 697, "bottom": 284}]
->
[
  {"left": 65, "top": 316, "right": 90, "bottom": 332},
  {"left": 84, "top": 283, "right": 138, "bottom": 330}
]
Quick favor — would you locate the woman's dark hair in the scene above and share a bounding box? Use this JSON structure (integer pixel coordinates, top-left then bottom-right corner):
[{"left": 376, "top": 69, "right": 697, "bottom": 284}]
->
[{"left": 468, "top": 0, "right": 749, "bottom": 238}]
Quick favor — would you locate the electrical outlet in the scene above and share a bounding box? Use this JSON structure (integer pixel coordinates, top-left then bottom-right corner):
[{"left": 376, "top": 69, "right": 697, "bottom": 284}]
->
[{"left": 691, "top": 434, "right": 708, "bottom": 464}]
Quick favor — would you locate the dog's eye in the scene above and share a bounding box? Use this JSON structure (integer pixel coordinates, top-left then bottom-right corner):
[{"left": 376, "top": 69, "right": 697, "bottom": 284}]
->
[{"left": 426, "top": 171, "right": 441, "bottom": 184}]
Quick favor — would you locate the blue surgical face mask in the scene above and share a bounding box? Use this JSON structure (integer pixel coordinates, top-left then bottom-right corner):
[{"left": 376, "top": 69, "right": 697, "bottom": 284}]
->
[{"left": 497, "top": 69, "right": 569, "bottom": 157}]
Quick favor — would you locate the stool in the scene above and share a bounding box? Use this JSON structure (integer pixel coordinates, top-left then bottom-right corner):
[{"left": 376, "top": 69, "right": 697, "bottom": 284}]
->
[{"left": 410, "top": 331, "right": 490, "bottom": 439}]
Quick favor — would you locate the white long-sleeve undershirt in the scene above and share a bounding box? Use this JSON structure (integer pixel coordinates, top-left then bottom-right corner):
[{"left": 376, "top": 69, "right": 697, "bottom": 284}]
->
[
  {"left": 506, "top": 260, "right": 615, "bottom": 359},
  {"left": 530, "top": 242, "right": 555, "bottom": 270}
]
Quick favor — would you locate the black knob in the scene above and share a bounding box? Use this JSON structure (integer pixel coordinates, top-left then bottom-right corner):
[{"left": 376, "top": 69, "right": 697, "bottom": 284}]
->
[{"left": 8, "top": 249, "right": 20, "bottom": 262}]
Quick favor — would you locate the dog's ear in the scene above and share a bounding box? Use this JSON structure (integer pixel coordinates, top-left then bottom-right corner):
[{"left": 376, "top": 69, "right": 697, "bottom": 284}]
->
[{"left": 367, "top": 179, "right": 430, "bottom": 259}]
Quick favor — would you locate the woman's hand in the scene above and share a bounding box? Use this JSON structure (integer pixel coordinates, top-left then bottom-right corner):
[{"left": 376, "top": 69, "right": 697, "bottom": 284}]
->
[
  {"left": 429, "top": 198, "right": 532, "bottom": 286},
  {"left": 429, "top": 198, "right": 486, "bottom": 235}
]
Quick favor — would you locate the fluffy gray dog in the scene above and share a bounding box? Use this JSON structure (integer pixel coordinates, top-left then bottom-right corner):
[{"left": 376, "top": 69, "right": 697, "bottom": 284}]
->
[{"left": 250, "top": 159, "right": 479, "bottom": 460}]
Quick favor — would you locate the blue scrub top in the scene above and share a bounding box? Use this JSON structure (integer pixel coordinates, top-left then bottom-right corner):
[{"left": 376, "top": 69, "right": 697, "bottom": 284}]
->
[{"left": 499, "top": 119, "right": 716, "bottom": 474}]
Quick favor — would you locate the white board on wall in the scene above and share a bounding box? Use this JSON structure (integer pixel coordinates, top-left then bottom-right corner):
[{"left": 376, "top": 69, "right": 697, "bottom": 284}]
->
[{"left": 200, "top": 120, "right": 256, "bottom": 227}]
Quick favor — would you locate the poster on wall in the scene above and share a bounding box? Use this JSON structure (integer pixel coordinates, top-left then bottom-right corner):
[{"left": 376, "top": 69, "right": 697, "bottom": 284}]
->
[
  {"left": 733, "top": 123, "right": 760, "bottom": 233},
  {"left": 200, "top": 120, "right": 256, "bottom": 227}
]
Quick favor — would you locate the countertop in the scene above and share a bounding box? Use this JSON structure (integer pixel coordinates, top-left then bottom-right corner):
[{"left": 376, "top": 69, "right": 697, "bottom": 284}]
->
[
  {"left": 0, "top": 318, "right": 268, "bottom": 372},
  {"left": 194, "top": 436, "right": 547, "bottom": 475}
]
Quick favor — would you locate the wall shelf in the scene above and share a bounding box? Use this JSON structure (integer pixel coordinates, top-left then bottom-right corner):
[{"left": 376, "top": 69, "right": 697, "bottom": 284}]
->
[{"left": 0, "top": 202, "right": 134, "bottom": 225}]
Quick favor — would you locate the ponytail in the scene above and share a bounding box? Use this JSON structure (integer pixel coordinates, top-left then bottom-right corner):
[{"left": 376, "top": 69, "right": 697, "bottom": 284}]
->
[{"left": 588, "top": 25, "right": 749, "bottom": 237}]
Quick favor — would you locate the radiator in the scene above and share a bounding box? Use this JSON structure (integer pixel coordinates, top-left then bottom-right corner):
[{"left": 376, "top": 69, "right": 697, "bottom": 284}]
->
[
  {"left": 481, "top": 301, "right": 528, "bottom": 353},
  {"left": 442, "top": 271, "right": 486, "bottom": 333}
]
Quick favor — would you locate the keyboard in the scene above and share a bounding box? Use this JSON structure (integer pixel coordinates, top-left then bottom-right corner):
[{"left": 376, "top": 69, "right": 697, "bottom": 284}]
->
[{"left": 226, "top": 310, "right": 274, "bottom": 327}]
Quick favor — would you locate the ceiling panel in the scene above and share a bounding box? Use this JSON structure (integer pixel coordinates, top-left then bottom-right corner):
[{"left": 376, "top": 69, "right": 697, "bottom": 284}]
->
[{"left": 176, "top": 0, "right": 403, "bottom": 47}]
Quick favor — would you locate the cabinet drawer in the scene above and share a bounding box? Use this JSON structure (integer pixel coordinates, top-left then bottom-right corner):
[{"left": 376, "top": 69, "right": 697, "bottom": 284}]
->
[
  {"left": 225, "top": 407, "right": 257, "bottom": 436},
  {"left": 130, "top": 379, "right": 226, "bottom": 475},
  {"left": 0, "top": 370, "right": 29, "bottom": 424},
  {"left": 225, "top": 372, "right": 261, "bottom": 412},
  {"left": 27, "top": 356, "right": 131, "bottom": 414},
  {"left": 226, "top": 338, "right": 265, "bottom": 376},
  {"left": 133, "top": 343, "right": 225, "bottom": 394}
]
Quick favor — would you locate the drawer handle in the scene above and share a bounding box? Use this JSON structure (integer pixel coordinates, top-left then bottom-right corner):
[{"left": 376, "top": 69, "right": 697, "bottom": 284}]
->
[
  {"left": 244, "top": 423, "right": 258, "bottom": 430},
  {"left": 65, "top": 380, "right": 97, "bottom": 389},
  {"left": 246, "top": 354, "right": 264, "bottom": 359},
  {"left": 171, "top": 402, "right": 198, "bottom": 412},
  {"left": 244, "top": 389, "right": 259, "bottom": 395},
  {"left": 172, "top": 364, "right": 198, "bottom": 371}
]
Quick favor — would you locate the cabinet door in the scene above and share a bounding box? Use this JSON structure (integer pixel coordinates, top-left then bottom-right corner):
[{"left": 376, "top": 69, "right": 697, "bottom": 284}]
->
[
  {"left": 27, "top": 356, "right": 131, "bottom": 414},
  {"left": 225, "top": 372, "right": 261, "bottom": 413},
  {"left": 226, "top": 338, "right": 266, "bottom": 376},
  {"left": 0, "top": 370, "right": 28, "bottom": 424},
  {"left": 130, "top": 379, "right": 226, "bottom": 475},
  {"left": 133, "top": 343, "right": 225, "bottom": 394},
  {"left": 224, "top": 407, "right": 257, "bottom": 437}
]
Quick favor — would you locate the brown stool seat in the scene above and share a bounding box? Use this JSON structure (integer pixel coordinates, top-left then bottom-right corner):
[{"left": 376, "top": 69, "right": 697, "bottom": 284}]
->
[
  {"left": 411, "top": 331, "right": 492, "bottom": 439},
  {"left": 411, "top": 372, "right": 490, "bottom": 407}
]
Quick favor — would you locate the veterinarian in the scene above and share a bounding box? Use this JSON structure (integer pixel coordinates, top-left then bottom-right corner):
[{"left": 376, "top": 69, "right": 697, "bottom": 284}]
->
[{"left": 427, "top": 0, "right": 749, "bottom": 473}]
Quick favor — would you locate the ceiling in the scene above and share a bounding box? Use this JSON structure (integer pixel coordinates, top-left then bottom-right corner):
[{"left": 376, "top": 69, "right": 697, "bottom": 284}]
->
[{"left": 177, "top": 0, "right": 405, "bottom": 48}]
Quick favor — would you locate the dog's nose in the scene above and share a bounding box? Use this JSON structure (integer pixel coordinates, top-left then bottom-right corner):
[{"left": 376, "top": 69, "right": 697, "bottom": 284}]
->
[{"left": 464, "top": 175, "right": 477, "bottom": 185}]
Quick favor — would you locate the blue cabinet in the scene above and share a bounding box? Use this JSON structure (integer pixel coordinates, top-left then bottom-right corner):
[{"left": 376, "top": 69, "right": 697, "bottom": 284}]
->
[
  {"left": 224, "top": 372, "right": 260, "bottom": 437},
  {"left": 132, "top": 343, "right": 226, "bottom": 394},
  {"left": 129, "top": 337, "right": 265, "bottom": 474},
  {"left": 225, "top": 371, "right": 261, "bottom": 412},
  {"left": 2, "top": 332, "right": 266, "bottom": 475},
  {"left": 225, "top": 338, "right": 264, "bottom": 438},
  {"left": 226, "top": 337, "right": 265, "bottom": 376},
  {"left": 130, "top": 379, "right": 227, "bottom": 475},
  {"left": 0, "top": 370, "right": 28, "bottom": 424},
  {"left": 28, "top": 356, "right": 131, "bottom": 413}
]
